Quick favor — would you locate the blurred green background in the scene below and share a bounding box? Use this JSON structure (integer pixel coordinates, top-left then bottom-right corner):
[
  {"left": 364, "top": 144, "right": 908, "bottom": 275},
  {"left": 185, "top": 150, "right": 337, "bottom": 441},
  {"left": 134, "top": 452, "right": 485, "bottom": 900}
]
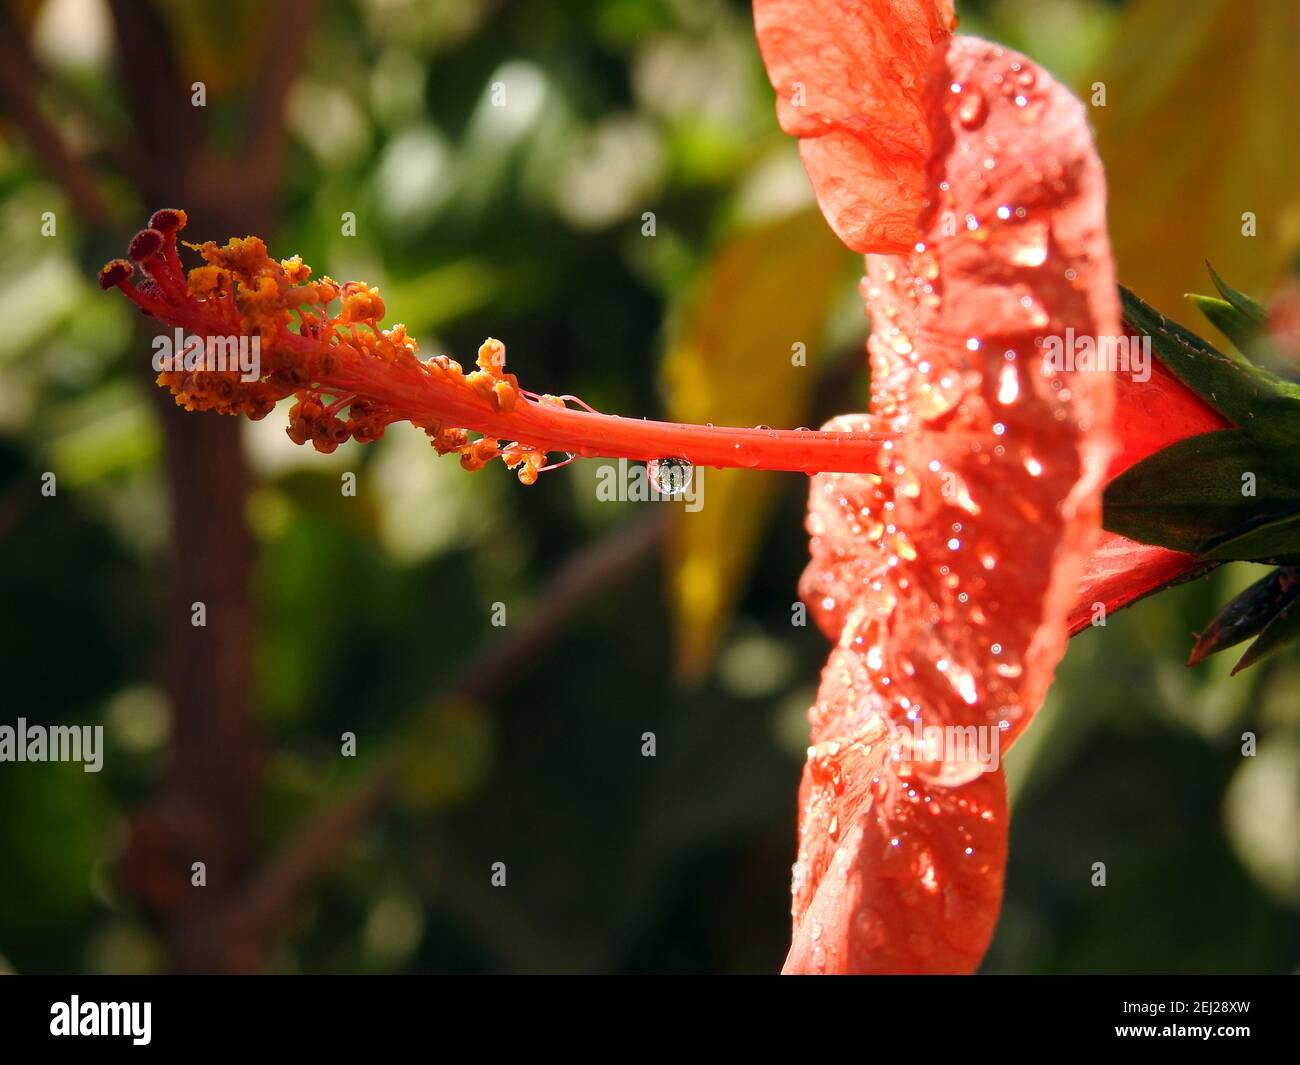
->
[{"left": 1, "top": 0, "right": 1298, "bottom": 974}]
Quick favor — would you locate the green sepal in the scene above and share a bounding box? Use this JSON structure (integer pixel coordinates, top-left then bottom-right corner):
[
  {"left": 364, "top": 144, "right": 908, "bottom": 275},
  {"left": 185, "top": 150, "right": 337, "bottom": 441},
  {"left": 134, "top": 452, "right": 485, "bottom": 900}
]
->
[
  {"left": 1116, "top": 273, "right": 1300, "bottom": 675},
  {"left": 1188, "top": 264, "right": 1268, "bottom": 358},
  {"left": 1231, "top": 582, "right": 1300, "bottom": 675},
  {"left": 1206, "top": 261, "right": 1267, "bottom": 331},
  {"left": 1187, "top": 566, "right": 1300, "bottom": 666},
  {"left": 1103, "top": 428, "right": 1300, "bottom": 555},
  {"left": 1188, "top": 294, "right": 1259, "bottom": 355}
]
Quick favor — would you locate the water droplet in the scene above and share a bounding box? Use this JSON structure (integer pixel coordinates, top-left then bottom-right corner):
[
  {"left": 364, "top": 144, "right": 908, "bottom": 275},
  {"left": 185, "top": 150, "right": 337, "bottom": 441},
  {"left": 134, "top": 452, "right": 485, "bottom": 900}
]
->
[
  {"left": 1010, "top": 237, "right": 1047, "bottom": 267},
  {"left": 957, "top": 89, "right": 987, "bottom": 129},
  {"left": 997, "top": 364, "right": 1019, "bottom": 404},
  {"left": 647, "top": 457, "right": 693, "bottom": 495},
  {"left": 889, "top": 332, "right": 914, "bottom": 355}
]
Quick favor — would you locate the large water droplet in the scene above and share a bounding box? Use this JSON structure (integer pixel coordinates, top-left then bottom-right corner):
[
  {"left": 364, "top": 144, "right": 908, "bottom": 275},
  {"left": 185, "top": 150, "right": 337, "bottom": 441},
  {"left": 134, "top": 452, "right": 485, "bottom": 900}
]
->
[{"left": 647, "top": 457, "right": 693, "bottom": 496}]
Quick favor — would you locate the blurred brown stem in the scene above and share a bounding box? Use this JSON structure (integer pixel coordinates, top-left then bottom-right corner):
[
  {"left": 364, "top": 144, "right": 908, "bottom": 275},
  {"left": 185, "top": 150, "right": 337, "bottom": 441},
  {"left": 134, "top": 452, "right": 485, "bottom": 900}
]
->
[
  {"left": 0, "top": 21, "right": 110, "bottom": 226},
  {"left": 100, "top": 0, "right": 309, "bottom": 974},
  {"left": 231, "top": 512, "right": 667, "bottom": 960}
]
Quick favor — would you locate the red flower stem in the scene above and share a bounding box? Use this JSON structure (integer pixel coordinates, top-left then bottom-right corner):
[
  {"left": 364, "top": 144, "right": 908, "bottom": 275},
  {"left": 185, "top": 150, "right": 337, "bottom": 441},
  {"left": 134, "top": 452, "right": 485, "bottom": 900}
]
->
[
  {"left": 290, "top": 333, "right": 896, "bottom": 473},
  {"left": 487, "top": 405, "right": 896, "bottom": 473}
]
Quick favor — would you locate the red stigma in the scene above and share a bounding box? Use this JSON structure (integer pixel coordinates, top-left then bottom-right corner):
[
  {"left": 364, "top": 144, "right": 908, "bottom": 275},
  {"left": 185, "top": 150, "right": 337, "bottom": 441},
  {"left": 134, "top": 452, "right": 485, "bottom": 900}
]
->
[
  {"left": 98, "top": 259, "right": 134, "bottom": 290},
  {"left": 128, "top": 228, "right": 166, "bottom": 263},
  {"left": 148, "top": 208, "right": 188, "bottom": 234}
]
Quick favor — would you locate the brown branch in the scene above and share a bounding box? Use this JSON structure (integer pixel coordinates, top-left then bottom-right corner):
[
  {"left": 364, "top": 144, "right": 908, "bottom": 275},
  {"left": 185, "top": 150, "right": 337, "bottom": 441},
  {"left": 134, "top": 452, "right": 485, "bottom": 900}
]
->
[
  {"left": 457, "top": 509, "right": 667, "bottom": 704},
  {"left": 105, "top": 0, "right": 313, "bottom": 973},
  {"left": 0, "top": 20, "right": 110, "bottom": 226},
  {"left": 107, "top": 0, "right": 206, "bottom": 185},
  {"left": 233, "top": 510, "right": 667, "bottom": 954},
  {"left": 242, "top": 0, "right": 319, "bottom": 174},
  {"left": 233, "top": 765, "right": 395, "bottom": 947}
]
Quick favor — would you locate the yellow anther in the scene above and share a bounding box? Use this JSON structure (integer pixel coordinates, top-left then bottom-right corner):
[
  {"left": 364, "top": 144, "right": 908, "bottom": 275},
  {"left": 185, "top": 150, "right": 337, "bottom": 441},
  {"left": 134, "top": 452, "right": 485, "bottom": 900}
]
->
[
  {"left": 492, "top": 379, "right": 518, "bottom": 413},
  {"left": 477, "top": 337, "right": 506, "bottom": 375}
]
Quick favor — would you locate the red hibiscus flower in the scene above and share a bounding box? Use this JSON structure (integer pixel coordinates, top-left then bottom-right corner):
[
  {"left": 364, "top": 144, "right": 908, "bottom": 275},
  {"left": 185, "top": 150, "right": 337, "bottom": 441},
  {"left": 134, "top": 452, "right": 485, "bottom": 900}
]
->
[
  {"left": 756, "top": 0, "right": 1295, "bottom": 973},
  {"left": 99, "top": 4, "right": 1281, "bottom": 979},
  {"left": 756, "top": 0, "right": 1122, "bottom": 973}
]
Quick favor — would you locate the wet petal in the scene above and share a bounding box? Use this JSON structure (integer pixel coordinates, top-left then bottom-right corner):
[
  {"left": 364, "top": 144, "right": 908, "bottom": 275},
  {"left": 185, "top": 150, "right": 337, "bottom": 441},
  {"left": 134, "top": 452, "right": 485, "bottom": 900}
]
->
[
  {"left": 1069, "top": 532, "right": 1203, "bottom": 635},
  {"left": 786, "top": 649, "right": 1007, "bottom": 974},
  {"left": 754, "top": 0, "right": 956, "bottom": 254},
  {"left": 805, "top": 38, "right": 1117, "bottom": 756},
  {"left": 791, "top": 37, "right": 1117, "bottom": 973}
]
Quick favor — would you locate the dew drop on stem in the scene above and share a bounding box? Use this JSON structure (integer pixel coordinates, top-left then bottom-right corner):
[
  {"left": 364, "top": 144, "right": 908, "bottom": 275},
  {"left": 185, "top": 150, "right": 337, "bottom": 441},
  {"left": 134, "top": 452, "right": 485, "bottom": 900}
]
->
[{"left": 647, "top": 457, "right": 693, "bottom": 496}]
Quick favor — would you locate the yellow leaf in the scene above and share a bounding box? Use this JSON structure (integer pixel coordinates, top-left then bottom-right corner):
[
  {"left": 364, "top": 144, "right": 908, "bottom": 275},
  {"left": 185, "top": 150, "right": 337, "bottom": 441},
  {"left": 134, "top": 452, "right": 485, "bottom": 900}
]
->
[
  {"left": 1092, "top": 0, "right": 1300, "bottom": 319},
  {"left": 662, "top": 208, "right": 855, "bottom": 683}
]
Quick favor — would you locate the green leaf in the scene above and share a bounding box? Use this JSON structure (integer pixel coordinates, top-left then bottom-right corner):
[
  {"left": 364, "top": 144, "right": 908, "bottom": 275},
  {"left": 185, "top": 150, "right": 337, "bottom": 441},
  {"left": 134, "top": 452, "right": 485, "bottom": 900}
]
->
[
  {"left": 1122, "top": 286, "right": 1300, "bottom": 445},
  {"left": 1187, "top": 566, "right": 1300, "bottom": 665},
  {"left": 1103, "top": 428, "right": 1300, "bottom": 553}
]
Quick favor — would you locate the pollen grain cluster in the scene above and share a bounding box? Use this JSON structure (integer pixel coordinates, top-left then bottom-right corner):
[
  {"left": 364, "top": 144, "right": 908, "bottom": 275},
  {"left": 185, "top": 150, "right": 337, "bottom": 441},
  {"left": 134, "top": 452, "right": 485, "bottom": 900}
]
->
[{"left": 100, "top": 209, "right": 548, "bottom": 482}]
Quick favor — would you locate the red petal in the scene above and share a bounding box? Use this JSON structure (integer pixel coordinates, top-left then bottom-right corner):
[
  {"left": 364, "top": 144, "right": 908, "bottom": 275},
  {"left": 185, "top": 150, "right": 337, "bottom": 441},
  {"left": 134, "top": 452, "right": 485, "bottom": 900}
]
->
[
  {"left": 785, "top": 649, "right": 1007, "bottom": 974},
  {"left": 804, "top": 36, "right": 1117, "bottom": 750},
  {"left": 1068, "top": 532, "right": 1202, "bottom": 635},
  {"left": 754, "top": 0, "right": 956, "bottom": 254},
  {"left": 1108, "top": 353, "right": 1230, "bottom": 480},
  {"left": 790, "top": 38, "right": 1118, "bottom": 972}
]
